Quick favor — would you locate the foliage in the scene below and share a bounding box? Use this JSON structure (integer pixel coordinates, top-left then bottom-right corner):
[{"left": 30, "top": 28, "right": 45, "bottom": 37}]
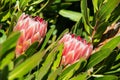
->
[{"left": 0, "top": 0, "right": 120, "bottom": 80}]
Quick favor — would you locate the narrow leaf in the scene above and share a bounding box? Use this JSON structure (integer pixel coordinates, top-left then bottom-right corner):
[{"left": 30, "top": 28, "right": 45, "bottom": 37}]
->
[
  {"left": 0, "top": 30, "right": 7, "bottom": 44},
  {"left": 40, "top": 25, "right": 55, "bottom": 51},
  {"left": 70, "top": 72, "right": 87, "bottom": 80},
  {"left": 101, "top": 36, "right": 120, "bottom": 50},
  {"left": 30, "top": 0, "right": 43, "bottom": 5},
  {"left": 25, "top": 41, "right": 39, "bottom": 57},
  {"left": 51, "top": 44, "right": 63, "bottom": 71},
  {"left": 58, "top": 58, "right": 86, "bottom": 80},
  {"left": 94, "top": 75, "right": 118, "bottom": 80},
  {"left": 81, "top": 0, "right": 92, "bottom": 34},
  {"left": 0, "top": 51, "right": 15, "bottom": 69},
  {"left": 36, "top": 47, "right": 58, "bottom": 80},
  {"left": 59, "top": 9, "right": 82, "bottom": 22},
  {"left": 47, "top": 67, "right": 62, "bottom": 80},
  {"left": 0, "top": 32, "right": 20, "bottom": 58},
  {"left": 92, "top": 0, "right": 98, "bottom": 13},
  {"left": 86, "top": 36, "right": 120, "bottom": 69},
  {"left": 105, "top": 68, "right": 120, "bottom": 74},
  {"left": 8, "top": 51, "right": 45, "bottom": 80},
  {"left": 19, "top": 0, "right": 29, "bottom": 10},
  {"left": 97, "top": 0, "right": 120, "bottom": 22}
]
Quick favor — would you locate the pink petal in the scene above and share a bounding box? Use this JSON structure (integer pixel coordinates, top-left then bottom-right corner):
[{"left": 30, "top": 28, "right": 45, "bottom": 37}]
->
[{"left": 64, "top": 51, "right": 74, "bottom": 65}]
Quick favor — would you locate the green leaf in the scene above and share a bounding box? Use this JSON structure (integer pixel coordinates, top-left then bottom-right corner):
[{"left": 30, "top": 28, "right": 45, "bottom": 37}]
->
[
  {"left": 93, "top": 22, "right": 109, "bottom": 44},
  {"left": 100, "top": 51, "right": 118, "bottom": 73},
  {"left": 92, "top": 0, "right": 104, "bottom": 13},
  {"left": 86, "top": 36, "right": 120, "bottom": 69},
  {"left": 36, "top": 47, "right": 58, "bottom": 80},
  {"left": 25, "top": 41, "right": 39, "bottom": 57},
  {"left": 14, "top": 55, "right": 26, "bottom": 67},
  {"left": 81, "top": 0, "right": 92, "bottom": 34},
  {"left": 24, "top": 73, "right": 35, "bottom": 80},
  {"left": 59, "top": 9, "right": 82, "bottom": 22},
  {"left": 40, "top": 25, "right": 55, "bottom": 51},
  {"left": 92, "top": 0, "right": 98, "bottom": 13},
  {"left": 0, "top": 10, "right": 11, "bottom": 22},
  {"left": 34, "top": 0, "right": 55, "bottom": 15},
  {"left": 97, "top": 0, "right": 104, "bottom": 7},
  {"left": 1, "top": 11, "right": 11, "bottom": 22},
  {"left": 101, "top": 36, "right": 120, "bottom": 50},
  {"left": 0, "top": 51, "right": 15, "bottom": 69},
  {"left": 86, "top": 49, "right": 112, "bottom": 70},
  {"left": 108, "top": 4, "right": 120, "bottom": 23},
  {"left": 94, "top": 75, "right": 118, "bottom": 80},
  {"left": 70, "top": 72, "right": 87, "bottom": 80},
  {"left": 0, "top": 32, "right": 20, "bottom": 58},
  {"left": 111, "top": 63, "right": 120, "bottom": 71},
  {"left": 64, "top": 0, "right": 79, "bottom": 2},
  {"left": 97, "top": 0, "right": 120, "bottom": 22},
  {"left": 8, "top": 51, "right": 45, "bottom": 80},
  {"left": 30, "top": 0, "right": 43, "bottom": 5},
  {"left": 0, "top": 66, "right": 9, "bottom": 80},
  {"left": 58, "top": 58, "right": 86, "bottom": 80},
  {"left": 47, "top": 67, "right": 62, "bottom": 80},
  {"left": 105, "top": 68, "right": 120, "bottom": 74},
  {"left": 60, "top": 3, "right": 72, "bottom": 9},
  {"left": 115, "top": 52, "right": 120, "bottom": 61},
  {"left": 8, "top": 12, "right": 22, "bottom": 36},
  {"left": 0, "top": 30, "right": 7, "bottom": 44},
  {"left": 19, "top": 0, "right": 29, "bottom": 10},
  {"left": 51, "top": 44, "right": 63, "bottom": 71},
  {"left": 72, "top": 18, "right": 83, "bottom": 35}
]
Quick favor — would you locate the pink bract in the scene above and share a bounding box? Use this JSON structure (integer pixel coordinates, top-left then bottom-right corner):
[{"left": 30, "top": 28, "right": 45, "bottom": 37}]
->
[
  {"left": 59, "top": 33, "right": 93, "bottom": 66},
  {"left": 14, "top": 13, "right": 47, "bottom": 57}
]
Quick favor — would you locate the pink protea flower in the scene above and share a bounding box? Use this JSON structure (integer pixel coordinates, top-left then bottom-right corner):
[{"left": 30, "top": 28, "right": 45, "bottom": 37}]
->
[
  {"left": 14, "top": 13, "right": 47, "bottom": 57},
  {"left": 59, "top": 33, "right": 93, "bottom": 66}
]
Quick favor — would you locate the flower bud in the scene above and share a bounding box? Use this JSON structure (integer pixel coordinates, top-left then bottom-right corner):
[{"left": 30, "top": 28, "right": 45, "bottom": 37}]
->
[
  {"left": 14, "top": 13, "right": 47, "bottom": 57},
  {"left": 59, "top": 34, "right": 93, "bottom": 66}
]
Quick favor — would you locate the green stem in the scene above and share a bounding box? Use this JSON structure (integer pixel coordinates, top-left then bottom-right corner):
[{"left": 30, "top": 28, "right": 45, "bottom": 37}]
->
[{"left": 34, "top": 0, "right": 55, "bottom": 15}]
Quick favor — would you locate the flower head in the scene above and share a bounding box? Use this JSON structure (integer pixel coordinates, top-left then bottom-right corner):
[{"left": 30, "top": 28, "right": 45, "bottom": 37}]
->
[
  {"left": 14, "top": 13, "right": 47, "bottom": 57},
  {"left": 59, "top": 33, "right": 93, "bottom": 66}
]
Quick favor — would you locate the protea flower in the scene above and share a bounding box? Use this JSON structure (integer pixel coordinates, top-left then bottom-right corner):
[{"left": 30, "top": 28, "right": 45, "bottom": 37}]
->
[
  {"left": 14, "top": 13, "right": 47, "bottom": 57},
  {"left": 59, "top": 33, "right": 93, "bottom": 66}
]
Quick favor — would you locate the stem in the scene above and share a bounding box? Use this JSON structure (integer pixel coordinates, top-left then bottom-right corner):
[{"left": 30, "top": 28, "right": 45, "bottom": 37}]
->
[
  {"left": 34, "top": 0, "right": 55, "bottom": 15},
  {"left": 91, "top": 21, "right": 99, "bottom": 42}
]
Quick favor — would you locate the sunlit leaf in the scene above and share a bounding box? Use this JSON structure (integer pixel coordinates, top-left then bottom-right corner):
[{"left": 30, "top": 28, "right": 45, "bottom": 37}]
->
[
  {"left": 94, "top": 75, "right": 118, "bottom": 80},
  {"left": 59, "top": 9, "right": 82, "bottom": 22},
  {"left": 19, "top": 0, "right": 29, "bottom": 10},
  {"left": 0, "top": 51, "right": 15, "bottom": 69},
  {"left": 93, "top": 22, "right": 109, "bottom": 44},
  {"left": 64, "top": 0, "right": 79, "bottom": 2},
  {"left": 9, "top": 51, "right": 45, "bottom": 80},
  {"left": 105, "top": 68, "right": 120, "bottom": 74},
  {"left": 51, "top": 44, "right": 63, "bottom": 71},
  {"left": 81, "top": 0, "right": 92, "bottom": 34},
  {"left": 97, "top": 0, "right": 120, "bottom": 22},
  {"left": 86, "top": 36, "right": 120, "bottom": 69},
  {"left": 36, "top": 47, "right": 58, "bottom": 80},
  {"left": 0, "top": 30, "right": 7, "bottom": 44},
  {"left": 40, "top": 25, "right": 55, "bottom": 51},
  {"left": 0, "top": 32, "right": 20, "bottom": 58},
  {"left": 70, "top": 72, "right": 87, "bottom": 80},
  {"left": 58, "top": 58, "right": 86, "bottom": 80},
  {"left": 30, "top": 0, "right": 43, "bottom": 5},
  {"left": 92, "top": 0, "right": 98, "bottom": 13},
  {"left": 47, "top": 67, "right": 62, "bottom": 80}
]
